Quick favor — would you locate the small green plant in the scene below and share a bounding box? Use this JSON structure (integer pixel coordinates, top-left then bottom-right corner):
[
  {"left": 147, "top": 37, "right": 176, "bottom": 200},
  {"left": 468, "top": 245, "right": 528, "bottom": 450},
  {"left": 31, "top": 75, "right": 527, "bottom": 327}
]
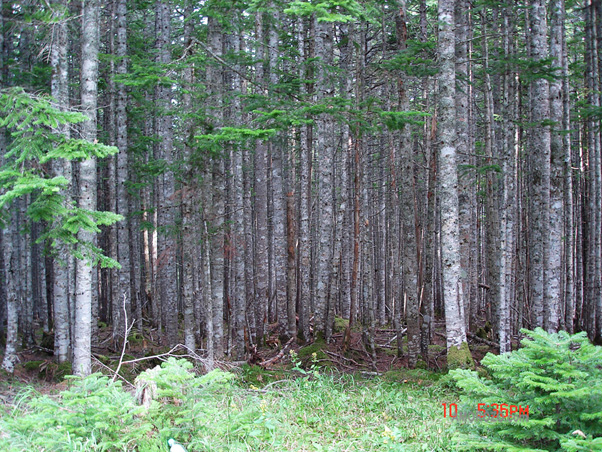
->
[
  {"left": 0, "top": 373, "right": 151, "bottom": 451},
  {"left": 290, "top": 349, "right": 321, "bottom": 380},
  {"left": 450, "top": 328, "right": 602, "bottom": 451}
]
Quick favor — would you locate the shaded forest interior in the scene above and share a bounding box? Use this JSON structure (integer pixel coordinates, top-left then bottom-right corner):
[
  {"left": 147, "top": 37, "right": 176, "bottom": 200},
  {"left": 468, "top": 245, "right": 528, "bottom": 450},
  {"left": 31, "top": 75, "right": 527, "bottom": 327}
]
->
[{"left": 0, "top": 0, "right": 601, "bottom": 376}]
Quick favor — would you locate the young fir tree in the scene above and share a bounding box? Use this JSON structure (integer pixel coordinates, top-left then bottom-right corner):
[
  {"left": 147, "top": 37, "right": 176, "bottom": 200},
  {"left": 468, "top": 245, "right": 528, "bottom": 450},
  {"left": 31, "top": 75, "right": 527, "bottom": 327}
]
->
[
  {"left": 0, "top": 88, "right": 121, "bottom": 373},
  {"left": 451, "top": 328, "right": 602, "bottom": 451}
]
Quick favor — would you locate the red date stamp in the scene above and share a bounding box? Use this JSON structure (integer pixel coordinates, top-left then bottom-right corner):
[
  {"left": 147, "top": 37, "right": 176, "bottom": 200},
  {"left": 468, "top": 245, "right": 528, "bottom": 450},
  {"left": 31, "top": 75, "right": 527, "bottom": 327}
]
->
[{"left": 442, "top": 403, "right": 529, "bottom": 422}]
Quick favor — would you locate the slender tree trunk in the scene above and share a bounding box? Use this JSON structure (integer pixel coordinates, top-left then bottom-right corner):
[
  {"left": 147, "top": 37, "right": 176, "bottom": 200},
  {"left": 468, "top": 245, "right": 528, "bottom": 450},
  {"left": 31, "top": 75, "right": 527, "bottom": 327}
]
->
[
  {"left": 315, "top": 19, "right": 335, "bottom": 341},
  {"left": 438, "top": 0, "right": 471, "bottom": 366},
  {"left": 74, "top": 0, "right": 100, "bottom": 376},
  {"left": 298, "top": 17, "right": 311, "bottom": 343},
  {"left": 396, "top": 1, "right": 420, "bottom": 367},
  {"left": 0, "top": 0, "right": 4, "bottom": 339},
  {"left": 113, "top": 0, "right": 131, "bottom": 339},
  {"left": 181, "top": 0, "right": 196, "bottom": 352},
  {"left": 286, "top": 189, "right": 297, "bottom": 339},
  {"left": 206, "top": 15, "right": 225, "bottom": 357},
  {"left": 584, "top": 0, "right": 598, "bottom": 339},
  {"left": 561, "top": 2, "right": 575, "bottom": 332},
  {"left": 593, "top": 0, "right": 602, "bottom": 343},
  {"left": 498, "top": 5, "right": 516, "bottom": 352},
  {"left": 266, "top": 10, "right": 288, "bottom": 340},
  {"left": 528, "top": 0, "right": 552, "bottom": 330},
  {"left": 455, "top": 0, "right": 475, "bottom": 334},
  {"left": 1, "top": 220, "right": 18, "bottom": 373},
  {"left": 155, "top": 0, "right": 178, "bottom": 347},
  {"left": 419, "top": 0, "right": 435, "bottom": 360},
  {"left": 339, "top": 23, "right": 353, "bottom": 324},
  {"left": 50, "top": 0, "right": 71, "bottom": 363},
  {"left": 547, "top": 0, "right": 566, "bottom": 333},
  {"left": 229, "top": 29, "right": 246, "bottom": 358}
]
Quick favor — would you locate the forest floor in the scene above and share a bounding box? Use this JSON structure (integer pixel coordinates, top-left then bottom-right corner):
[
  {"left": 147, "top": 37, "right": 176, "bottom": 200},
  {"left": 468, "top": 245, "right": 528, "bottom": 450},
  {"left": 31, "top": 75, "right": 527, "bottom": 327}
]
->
[
  {"left": 0, "top": 319, "right": 495, "bottom": 403},
  {"left": 0, "top": 322, "right": 499, "bottom": 451}
]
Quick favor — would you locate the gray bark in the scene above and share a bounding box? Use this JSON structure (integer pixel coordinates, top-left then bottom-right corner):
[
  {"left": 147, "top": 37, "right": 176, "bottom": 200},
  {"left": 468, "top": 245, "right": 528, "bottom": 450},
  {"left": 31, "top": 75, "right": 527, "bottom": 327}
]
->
[
  {"left": 181, "top": 0, "right": 196, "bottom": 352},
  {"left": 547, "top": 0, "right": 565, "bottom": 333},
  {"left": 73, "top": 0, "right": 100, "bottom": 376},
  {"left": 155, "top": 0, "right": 179, "bottom": 347},
  {"left": 438, "top": 0, "right": 469, "bottom": 351},
  {"left": 50, "top": 0, "right": 72, "bottom": 363},
  {"left": 267, "top": 10, "right": 288, "bottom": 339},
  {"left": 498, "top": 5, "right": 516, "bottom": 353},
  {"left": 528, "top": 0, "right": 551, "bottom": 330},
  {"left": 207, "top": 15, "right": 224, "bottom": 357},
  {"left": 298, "top": 17, "right": 311, "bottom": 342},
  {"left": 252, "top": 14, "right": 269, "bottom": 344},
  {"left": 455, "top": 0, "right": 474, "bottom": 333},
  {"left": 315, "top": 19, "right": 335, "bottom": 340},
  {"left": 115, "top": 0, "right": 131, "bottom": 339},
  {"left": 230, "top": 31, "right": 246, "bottom": 358},
  {"left": 1, "top": 219, "right": 18, "bottom": 373}
]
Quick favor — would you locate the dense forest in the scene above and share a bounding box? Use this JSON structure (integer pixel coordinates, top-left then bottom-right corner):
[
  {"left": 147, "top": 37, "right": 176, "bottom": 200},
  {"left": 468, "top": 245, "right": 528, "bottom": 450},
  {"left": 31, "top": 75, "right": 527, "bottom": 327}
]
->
[{"left": 0, "top": 0, "right": 600, "bottom": 377}]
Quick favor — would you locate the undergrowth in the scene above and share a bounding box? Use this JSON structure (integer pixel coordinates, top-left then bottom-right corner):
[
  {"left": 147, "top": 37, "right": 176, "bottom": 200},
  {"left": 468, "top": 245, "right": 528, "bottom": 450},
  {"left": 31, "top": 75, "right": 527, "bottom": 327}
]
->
[
  {"left": 0, "top": 357, "right": 455, "bottom": 451},
  {"left": 451, "top": 328, "right": 602, "bottom": 451}
]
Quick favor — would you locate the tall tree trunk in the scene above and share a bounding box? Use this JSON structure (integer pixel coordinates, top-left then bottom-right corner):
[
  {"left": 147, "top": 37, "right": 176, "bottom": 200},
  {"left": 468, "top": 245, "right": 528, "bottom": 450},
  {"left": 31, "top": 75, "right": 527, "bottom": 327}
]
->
[
  {"left": 339, "top": 23, "right": 353, "bottom": 325},
  {"left": 528, "top": 0, "right": 552, "bottom": 330},
  {"left": 1, "top": 219, "right": 18, "bottom": 373},
  {"left": 0, "top": 0, "right": 4, "bottom": 340},
  {"left": 298, "top": 17, "right": 312, "bottom": 343},
  {"left": 253, "top": 14, "right": 269, "bottom": 345},
  {"left": 114, "top": 0, "right": 131, "bottom": 340},
  {"left": 50, "top": 0, "right": 71, "bottom": 363},
  {"left": 155, "top": 0, "right": 178, "bottom": 347},
  {"left": 268, "top": 10, "right": 288, "bottom": 340},
  {"left": 547, "top": 0, "right": 566, "bottom": 333},
  {"left": 438, "top": 0, "right": 471, "bottom": 367},
  {"left": 584, "top": 0, "right": 598, "bottom": 339},
  {"left": 74, "top": 0, "right": 100, "bottom": 376},
  {"left": 207, "top": 15, "right": 225, "bottom": 357},
  {"left": 593, "top": 0, "right": 602, "bottom": 343},
  {"left": 561, "top": 0, "right": 574, "bottom": 333},
  {"left": 498, "top": 4, "right": 516, "bottom": 353},
  {"left": 419, "top": 0, "right": 435, "bottom": 361},
  {"left": 455, "top": 0, "right": 475, "bottom": 334},
  {"left": 181, "top": 0, "right": 196, "bottom": 352},
  {"left": 397, "top": 0, "right": 420, "bottom": 368},
  {"left": 315, "top": 19, "right": 335, "bottom": 341},
  {"left": 481, "top": 10, "right": 502, "bottom": 341},
  {"left": 230, "top": 30, "right": 246, "bottom": 358}
]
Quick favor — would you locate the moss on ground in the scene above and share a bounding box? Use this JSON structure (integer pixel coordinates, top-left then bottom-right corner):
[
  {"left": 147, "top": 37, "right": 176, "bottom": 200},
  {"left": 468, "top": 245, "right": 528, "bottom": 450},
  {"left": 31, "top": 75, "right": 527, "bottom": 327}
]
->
[
  {"left": 333, "top": 317, "right": 349, "bottom": 333},
  {"left": 382, "top": 368, "right": 441, "bottom": 385},
  {"left": 127, "top": 332, "right": 144, "bottom": 345},
  {"left": 297, "top": 339, "right": 334, "bottom": 368},
  {"left": 428, "top": 344, "right": 445, "bottom": 353},
  {"left": 22, "top": 360, "right": 72, "bottom": 381},
  {"left": 446, "top": 341, "right": 475, "bottom": 370},
  {"left": 241, "top": 364, "right": 285, "bottom": 387}
]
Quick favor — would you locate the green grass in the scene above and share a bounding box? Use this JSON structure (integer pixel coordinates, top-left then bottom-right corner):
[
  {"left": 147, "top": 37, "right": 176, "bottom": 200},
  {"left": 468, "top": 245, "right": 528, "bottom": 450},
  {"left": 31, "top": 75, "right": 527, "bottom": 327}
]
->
[{"left": 0, "top": 359, "right": 458, "bottom": 451}]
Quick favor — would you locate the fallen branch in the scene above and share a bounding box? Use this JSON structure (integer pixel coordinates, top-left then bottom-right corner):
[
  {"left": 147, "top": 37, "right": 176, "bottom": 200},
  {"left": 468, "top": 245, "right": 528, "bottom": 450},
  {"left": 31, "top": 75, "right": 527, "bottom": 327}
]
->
[
  {"left": 324, "top": 350, "right": 365, "bottom": 367},
  {"left": 260, "top": 336, "right": 296, "bottom": 369},
  {"left": 467, "top": 331, "right": 500, "bottom": 349}
]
